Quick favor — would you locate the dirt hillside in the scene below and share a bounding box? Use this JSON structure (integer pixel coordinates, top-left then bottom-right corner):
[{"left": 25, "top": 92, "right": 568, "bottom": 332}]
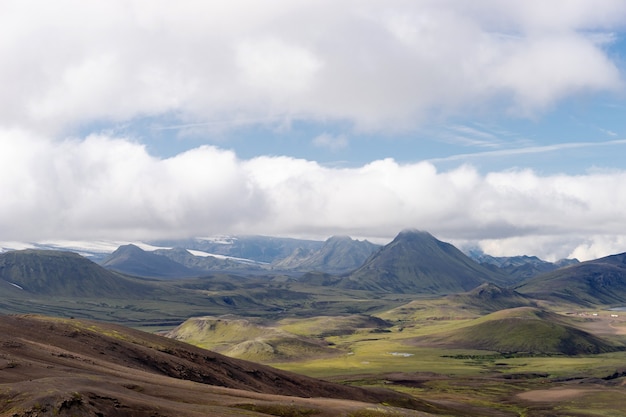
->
[{"left": 0, "top": 314, "right": 427, "bottom": 417}]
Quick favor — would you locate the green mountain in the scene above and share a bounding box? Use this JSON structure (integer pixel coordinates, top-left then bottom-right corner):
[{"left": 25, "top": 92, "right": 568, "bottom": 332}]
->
[
  {"left": 417, "top": 307, "right": 623, "bottom": 355},
  {"left": 0, "top": 249, "right": 151, "bottom": 297},
  {"left": 338, "top": 230, "right": 508, "bottom": 294},
  {"left": 272, "top": 235, "right": 380, "bottom": 273},
  {"left": 515, "top": 252, "right": 626, "bottom": 307}
]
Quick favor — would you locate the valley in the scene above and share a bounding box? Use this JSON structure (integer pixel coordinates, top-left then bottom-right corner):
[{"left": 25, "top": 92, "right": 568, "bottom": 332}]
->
[{"left": 1, "top": 230, "right": 626, "bottom": 416}]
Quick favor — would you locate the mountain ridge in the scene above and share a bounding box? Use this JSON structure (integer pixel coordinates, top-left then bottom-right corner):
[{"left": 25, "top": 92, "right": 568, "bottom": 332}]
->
[
  {"left": 271, "top": 235, "right": 380, "bottom": 273},
  {"left": 516, "top": 252, "right": 626, "bottom": 306}
]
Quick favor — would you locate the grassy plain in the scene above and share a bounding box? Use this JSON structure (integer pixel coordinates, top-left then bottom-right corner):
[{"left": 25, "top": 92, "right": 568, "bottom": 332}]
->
[{"left": 167, "top": 299, "right": 626, "bottom": 416}]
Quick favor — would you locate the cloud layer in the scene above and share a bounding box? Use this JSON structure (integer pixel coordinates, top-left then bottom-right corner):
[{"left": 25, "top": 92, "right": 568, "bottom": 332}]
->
[
  {"left": 2, "top": 1, "right": 626, "bottom": 261},
  {"left": 1, "top": 0, "right": 623, "bottom": 134},
  {"left": 2, "top": 129, "right": 626, "bottom": 261}
]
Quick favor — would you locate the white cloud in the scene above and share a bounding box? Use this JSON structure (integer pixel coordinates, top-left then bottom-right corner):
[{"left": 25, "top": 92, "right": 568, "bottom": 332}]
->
[
  {"left": 1, "top": 131, "right": 626, "bottom": 260},
  {"left": 0, "top": 0, "right": 623, "bottom": 134},
  {"left": 312, "top": 133, "right": 349, "bottom": 150},
  {"left": 236, "top": 37, "right": 323, "bottom": 96},
  {"left": 2, "top": 1, "right": 626, "bottom": 261}
]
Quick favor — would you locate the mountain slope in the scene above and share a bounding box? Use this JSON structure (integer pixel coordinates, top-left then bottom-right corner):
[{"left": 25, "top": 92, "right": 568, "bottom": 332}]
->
[
  {"left": 272, "top": 235, "right": 380, "bottom": 273},
  {"left": 0, "top": 314, "right": 422, "bottom": 417},
  {"left": 415, "top": 307, "right": 623, "bottom": 355},
  {"left": 515, "top": 252, "right": 626, "bottom": 307},
  {"left": 154, "top": 247, "right": 266, "bottom": 273},
  {"left": 0, "top": 249, "right": 152, "bottom": 297},
  {"left": 338, "top": 230, "right": 508, "bottom": 294},
  {"left": 101, "top": 244, "right": 200, "bottom": 278},
  {"left": 149, "top": 235, "right": 324, "bottom": 263}
]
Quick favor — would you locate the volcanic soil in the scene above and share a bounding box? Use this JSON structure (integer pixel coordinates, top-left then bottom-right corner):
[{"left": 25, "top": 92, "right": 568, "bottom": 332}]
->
[{"left": 0, "top": 314, "right": 428, "bottom": 417}]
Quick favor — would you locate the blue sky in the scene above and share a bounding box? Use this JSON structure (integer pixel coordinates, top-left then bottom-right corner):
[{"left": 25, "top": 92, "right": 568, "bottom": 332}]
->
[{"left": 2, "top": 0, "right": 626, "bottom": 261}]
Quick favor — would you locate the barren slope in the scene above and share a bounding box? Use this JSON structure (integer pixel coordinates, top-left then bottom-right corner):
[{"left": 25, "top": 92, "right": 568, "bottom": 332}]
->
[{"left": 0, "top": 314, "right": 427, "bottom": 417}]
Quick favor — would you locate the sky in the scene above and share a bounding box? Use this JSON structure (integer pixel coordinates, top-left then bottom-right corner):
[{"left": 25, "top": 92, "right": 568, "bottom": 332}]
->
[{"left": 2, "top": 0, "right": 626, "bottom": 261}]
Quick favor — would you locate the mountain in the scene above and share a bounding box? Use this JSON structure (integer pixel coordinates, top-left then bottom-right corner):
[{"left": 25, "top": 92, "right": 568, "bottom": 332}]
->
[
  {"left": 101, "top": 244, "right": 201, "bottom": 278},
  {"left": 0, "top": 314, "right": 420, "bottom": 417},
  {"left": 515, "top": 252, "right": 626, "bottom": 307},
  {"left": 0, "top": 249, "right": 151, "bottom": 297},
  {"left": 103, "top": 236, "right": 379, "bottom": 277},
  {"left": 337, "top": 230, "right": 508, "bottom": 294},
  {"left": 472, "top": 252, "right": 579, "bottom": 282},
  {"left": 148, "top": 235, "right": 324, "bottom": 263},
  {"left": 415, "top": 307, "right": 623, "bottom": 355},
  {"left": 154, "top": 247, "right": 267, "bottom": 274},
  {"left": 272, "top": 235, "right": 380, "bottom": 273}
]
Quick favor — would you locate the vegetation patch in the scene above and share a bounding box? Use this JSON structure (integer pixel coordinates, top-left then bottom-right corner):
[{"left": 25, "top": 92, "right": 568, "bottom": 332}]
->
[
  {"left": 414, "top": 307, "right": 624, "bottom": 355},
  {"left": 233, "top": 403, "right": 321, "bottom": 416}
]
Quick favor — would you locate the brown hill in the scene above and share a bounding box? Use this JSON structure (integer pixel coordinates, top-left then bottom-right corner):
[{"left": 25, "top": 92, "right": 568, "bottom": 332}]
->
[{"left": 0, "top": 314, "right": 426, "bottom": 417}]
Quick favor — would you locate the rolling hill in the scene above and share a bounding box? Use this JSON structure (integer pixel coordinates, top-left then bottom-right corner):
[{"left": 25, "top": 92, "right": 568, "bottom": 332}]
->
[
  {"left": 445, "top": 282, "right": 537, "bottom": 314},
  {"left": 515, "top": 252, "right": 626, "bottom": 307},
  {"left": 376, "top": 283, "right": 534, "bottom": 323},
  {"left": 166, "top": 316, "right": 339, "bottom": 362},
  {"left": 167, "top": 314, "right": 394, "bottom": 363},
  {"left": 338, "top": 230, "right": 508, "bottom": 294},
  {"left": 0, "top": 314, "right": 423, "bottom": 417},
  {"left": 414, "top": 307, "right": 623, "bottom": 355}
]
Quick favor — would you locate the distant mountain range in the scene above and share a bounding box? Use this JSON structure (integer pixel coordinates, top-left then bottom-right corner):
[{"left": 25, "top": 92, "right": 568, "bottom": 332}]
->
[
  {"left": 3, "top": 229, "right": 626, "bottom": 312},
  {"left": 1, "top": 233, "right": 576, "bottom": 279},
  {"left": 99, "top": 235, "right": 380, "bottom": 277},
  {"left": 470, "top": 252, "right": 579, "bottom": 283}
]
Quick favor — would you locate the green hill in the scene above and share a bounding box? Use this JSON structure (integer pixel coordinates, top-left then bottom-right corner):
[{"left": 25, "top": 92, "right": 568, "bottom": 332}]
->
[
  {"left": 279, "top": 314, "right": 392, "bottom": 337},
  {"left": 376, "top": 283, "right": 532, "bottom": 323},
  {"left": 515, "top": 252, "right": 626, "bottom": 307},
  {"left": 166, "top": 316, "right": 338, "bottom": 362},
  {"left": 446, "top": 282, "right": 537, "bottom": 314},
  {"left": 339, "top": 230, "right": 508, "bottom": 294},
  {"left": 416, "top": 307, "right": 623, "bottom": 355},
  {"left": 0, "top": 249, "right": 152, "bottom": 297}
]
